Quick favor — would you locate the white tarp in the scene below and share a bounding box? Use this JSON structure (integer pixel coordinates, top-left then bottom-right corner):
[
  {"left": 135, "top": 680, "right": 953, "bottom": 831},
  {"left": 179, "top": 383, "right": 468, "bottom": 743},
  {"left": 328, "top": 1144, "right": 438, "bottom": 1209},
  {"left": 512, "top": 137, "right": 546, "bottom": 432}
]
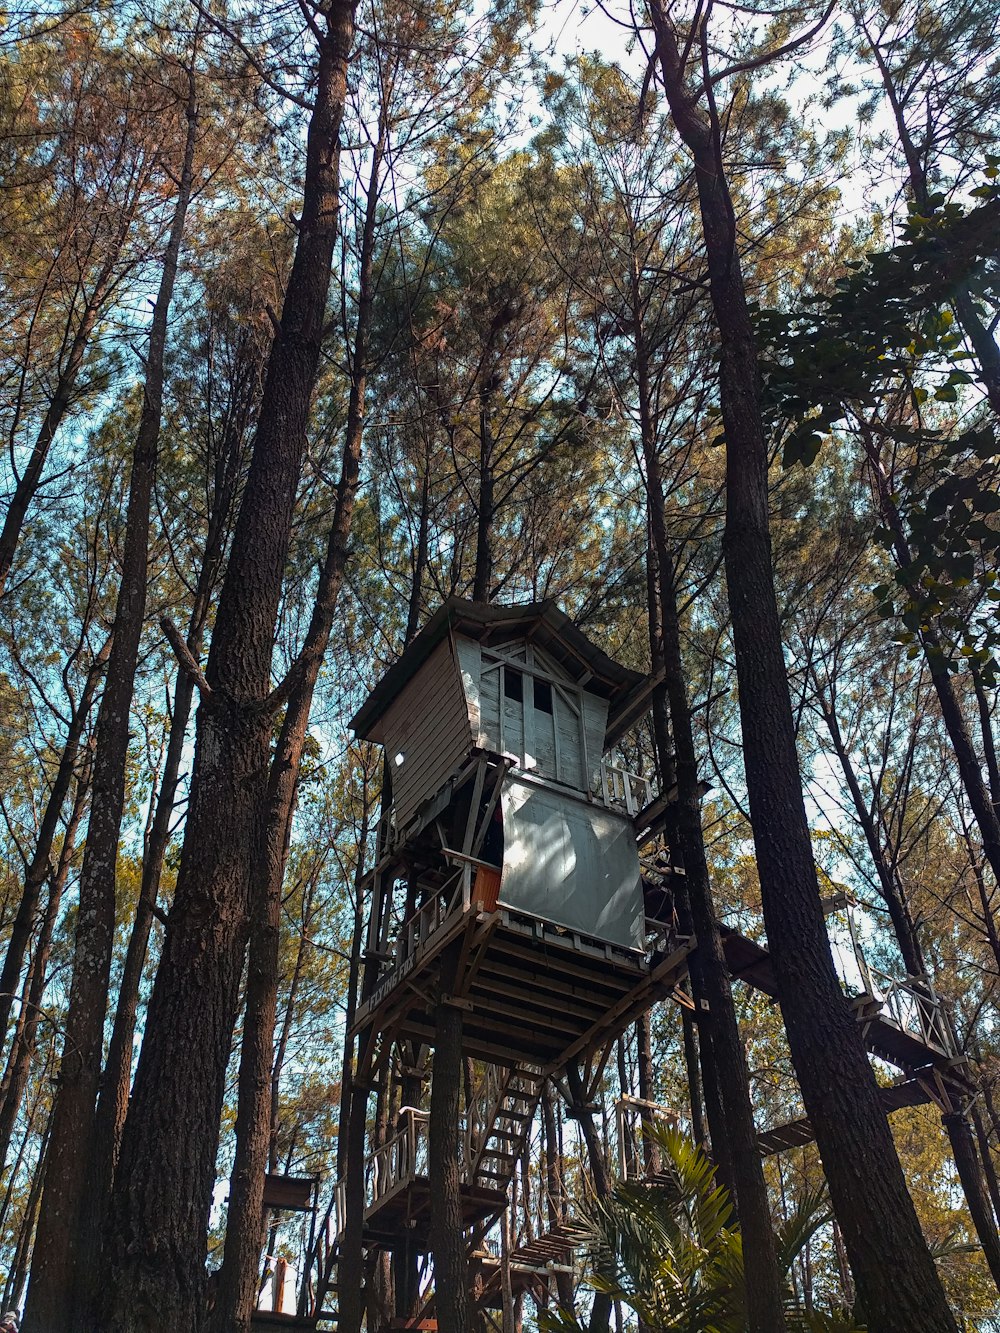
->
[{"left": 499, "top": 775, "right": 645, "bottom": 951}]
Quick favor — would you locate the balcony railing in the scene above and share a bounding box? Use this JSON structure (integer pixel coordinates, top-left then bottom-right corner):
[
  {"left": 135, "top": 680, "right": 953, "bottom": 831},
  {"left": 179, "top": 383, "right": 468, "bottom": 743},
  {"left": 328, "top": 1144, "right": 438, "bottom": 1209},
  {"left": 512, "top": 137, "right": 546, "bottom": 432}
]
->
[
  {"left": 858, "top": 968, "right": 953, "bottom": 1054},
  {"left": 599, "top": 760, "right": 654, "bottom": 818}
]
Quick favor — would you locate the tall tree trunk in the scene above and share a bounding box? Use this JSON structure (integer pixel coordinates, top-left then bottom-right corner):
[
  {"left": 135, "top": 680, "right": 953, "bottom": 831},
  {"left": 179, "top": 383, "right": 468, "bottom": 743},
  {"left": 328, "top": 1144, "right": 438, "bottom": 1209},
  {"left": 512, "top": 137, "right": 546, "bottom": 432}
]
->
[
  {"left": 0, "top": 279, "right": 113, "bottom": 595},
  {"left": 971, "top": 665, "right": 1000, "bottom": 809},
  {"left": 541, "top": 1083, "right": 574, "bottom": 1312},
  {"left": 394, "top": 1047, "right": 425, "bottom": 1319},
  {"left": 635, "top": 261, "right": 782, "bottom": 1315},
  {"left": 634, "top": 1014, "right": 660, "bottom": 1176},
  {"left": 680, "top": 1008, "right": 706, "bottom": 1146},
  {"left": 565, "top": 1062, "right": 612, "bottom": 1333},
  {"left": 332, "top": 810, "right": 379, "bottom": 1333},
  {"left": 88, "top": 320, "right": 253, "bottom": 1221},
  {"left": 102, "top": 12, "right": 356, "bottom": 1330},
  {"left": 3, "top": 1118, "right": 50, "bottom": 1313},
  {"left": 646, "top": 473, "right": 785, "bottom": 1331},
  {"left": 942, "top": 1110, "right": 1000, "bottom": 1292},
  {"left": 865, "top": 442, "right": 1000, "bottom": 892},
  {"left": 430, "top": 996, "right": 468, "bottom": 1333},
  {"left": 212, "top": 110, "right": 380, "bottom": 1333},
  {"left": 862, "top": 22, "right": 1000, "bottom": 417},
  {"left": 25, "top": 73, "right": 200, "bottom": 1333},
  {"left": 645, "top": 6, "right": 958, "bottom": 1328},
  {"left": 817, "top": 676, "right": 1000, "bottom": 1282},
  {"left": 0, "top": 639, "right": 108, "bottom": 1044},
  {"left": 816, "top": 690, "right": 925, "bottom": 976},
  {"left": 472, "top": 387, "right": 493, "bottom": 604},
  {"left": 406, "top": 447, "right": 431, "bottom": 643},
  {"left": 972, "top": 1100, "right": 1000, "bottom": 1227},
  {"left": 0, "top": 775, "right": 86, "bottom": 1173},
  {"left": 644, "top": 549, "right": 733, "bottom": 1195}
]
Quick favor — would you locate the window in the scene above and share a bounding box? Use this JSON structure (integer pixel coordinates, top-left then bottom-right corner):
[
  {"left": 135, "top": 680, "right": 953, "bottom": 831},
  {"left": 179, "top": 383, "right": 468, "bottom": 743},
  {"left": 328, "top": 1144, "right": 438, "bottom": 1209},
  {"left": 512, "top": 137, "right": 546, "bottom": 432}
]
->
[
  {"left": 534, "top": 679, "right": 553, "bottom": 714},
  {"left": 503, "top": 668, "right": 523, "bottom": 703}
]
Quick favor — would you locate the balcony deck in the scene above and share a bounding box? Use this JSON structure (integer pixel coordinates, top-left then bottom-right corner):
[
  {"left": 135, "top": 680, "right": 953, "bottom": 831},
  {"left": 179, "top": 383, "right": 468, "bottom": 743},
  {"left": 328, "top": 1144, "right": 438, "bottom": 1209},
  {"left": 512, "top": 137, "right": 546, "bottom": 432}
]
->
[{"left": 352, "top": 890, "right": 691, "bottom": 1070}]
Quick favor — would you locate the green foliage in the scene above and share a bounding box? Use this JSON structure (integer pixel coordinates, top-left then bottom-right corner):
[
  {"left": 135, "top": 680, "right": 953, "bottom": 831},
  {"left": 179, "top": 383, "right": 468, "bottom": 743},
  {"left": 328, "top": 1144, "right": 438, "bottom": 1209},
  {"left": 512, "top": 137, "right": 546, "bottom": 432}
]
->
[
  {"left": 757, "top": 173, "right": 1000, "bottom": 675},
  {"left": 541, "top": 1127, "right": 863, "bottom": 1333},
  {"left": 757, "top": 176, "right": 1000, "bottom": 469}
]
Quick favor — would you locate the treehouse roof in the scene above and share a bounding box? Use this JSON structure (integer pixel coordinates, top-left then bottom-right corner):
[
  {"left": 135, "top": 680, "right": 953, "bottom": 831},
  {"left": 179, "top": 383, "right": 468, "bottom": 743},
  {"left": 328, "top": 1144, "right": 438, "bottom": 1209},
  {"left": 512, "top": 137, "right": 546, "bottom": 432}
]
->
[{"left": 351, "top": 597, "right": 645, "bottom": 742}]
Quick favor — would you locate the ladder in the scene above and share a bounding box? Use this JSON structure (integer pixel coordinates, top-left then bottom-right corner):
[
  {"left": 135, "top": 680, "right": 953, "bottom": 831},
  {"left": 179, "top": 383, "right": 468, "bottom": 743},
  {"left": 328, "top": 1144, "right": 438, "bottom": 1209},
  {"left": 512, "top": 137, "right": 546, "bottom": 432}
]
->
[{"left": 470, "top": 1066, "right": 544, "bottom": 1194}]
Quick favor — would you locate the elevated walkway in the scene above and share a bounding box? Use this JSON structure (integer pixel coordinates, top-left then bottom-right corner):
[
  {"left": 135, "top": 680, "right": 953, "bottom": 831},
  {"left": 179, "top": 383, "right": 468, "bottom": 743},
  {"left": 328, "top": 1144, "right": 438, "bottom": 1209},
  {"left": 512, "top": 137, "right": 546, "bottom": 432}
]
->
[{"left": 717, "top": 924, "right": 971, "bottom": 1093}]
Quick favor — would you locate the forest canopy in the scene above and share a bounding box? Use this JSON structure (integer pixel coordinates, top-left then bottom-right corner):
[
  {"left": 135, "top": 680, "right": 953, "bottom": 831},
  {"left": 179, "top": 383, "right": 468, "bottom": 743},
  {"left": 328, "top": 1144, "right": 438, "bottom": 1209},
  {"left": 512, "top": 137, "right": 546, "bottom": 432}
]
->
[{"left": 0, "top": 0, "right": 999, "bottom": 1329}]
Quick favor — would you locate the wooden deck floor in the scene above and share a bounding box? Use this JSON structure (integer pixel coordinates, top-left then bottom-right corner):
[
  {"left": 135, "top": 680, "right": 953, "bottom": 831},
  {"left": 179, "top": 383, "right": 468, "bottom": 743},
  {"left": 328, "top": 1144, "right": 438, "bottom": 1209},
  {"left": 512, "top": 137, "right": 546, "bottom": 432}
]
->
[
  {"left": 355, "top": 902, "right": 691, "bottom": 1070},
  {"left": 756, "top": 1077, "right": 932, "bottom": 1156},
  {"left": 362, "top": 1176, "right": 509, "bottom": 1250}
]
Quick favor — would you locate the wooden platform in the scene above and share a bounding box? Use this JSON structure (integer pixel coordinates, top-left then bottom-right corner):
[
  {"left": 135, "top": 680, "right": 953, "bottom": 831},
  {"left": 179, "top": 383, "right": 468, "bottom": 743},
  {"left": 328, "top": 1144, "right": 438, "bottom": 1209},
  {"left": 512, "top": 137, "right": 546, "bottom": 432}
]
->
[
  {"left": 354, "top": 899, "right": 691, "bottom": 1071},
  {"left": 251, "top": 1315, "right": 318, "bottom": 1331},
  {"left": 262, "top": 1173, "right": 316, "bottom": 1212},
  {"left": 362, "top": 1176, "right": 508, "bottom": 1250},
  {"left": 756, "top": 1078, "right": 932, "bottom": 1156},
  {"left": 473, "top": 1223, "right": 587, "bottom": 1309},
  {"left": 717, "top": 925, "right": 970, "bottom": 1091}
]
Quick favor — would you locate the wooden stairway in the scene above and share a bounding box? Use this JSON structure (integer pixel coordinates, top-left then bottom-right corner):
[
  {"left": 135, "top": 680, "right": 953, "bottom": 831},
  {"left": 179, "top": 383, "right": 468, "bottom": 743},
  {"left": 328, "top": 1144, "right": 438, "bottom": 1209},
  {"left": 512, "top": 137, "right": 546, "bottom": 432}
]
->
[{"left": 470, "top": 1066, "right": 544, "bottom": 1196}]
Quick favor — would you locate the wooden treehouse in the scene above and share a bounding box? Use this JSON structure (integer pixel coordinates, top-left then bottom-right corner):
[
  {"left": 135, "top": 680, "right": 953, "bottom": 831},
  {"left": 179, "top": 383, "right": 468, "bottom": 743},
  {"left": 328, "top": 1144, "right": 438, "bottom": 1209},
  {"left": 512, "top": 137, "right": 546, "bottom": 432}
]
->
[
  {"left": 348, "top": 598, "right": 693, "bottom": 1077},
  {"left": 325, "top": 596, "right": 975, "bottom": 1333}
]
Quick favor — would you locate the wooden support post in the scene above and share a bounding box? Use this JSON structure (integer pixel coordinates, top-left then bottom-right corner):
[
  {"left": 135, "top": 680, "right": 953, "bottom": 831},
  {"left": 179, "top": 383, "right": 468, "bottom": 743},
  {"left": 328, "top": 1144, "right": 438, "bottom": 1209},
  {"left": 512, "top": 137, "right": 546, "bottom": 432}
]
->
[
  {"left": 431, "top": 947, "right": 469, "bottom": 1333},
  {"left": 565, "top": 1061, "right": 611, "bottom": 1333}
]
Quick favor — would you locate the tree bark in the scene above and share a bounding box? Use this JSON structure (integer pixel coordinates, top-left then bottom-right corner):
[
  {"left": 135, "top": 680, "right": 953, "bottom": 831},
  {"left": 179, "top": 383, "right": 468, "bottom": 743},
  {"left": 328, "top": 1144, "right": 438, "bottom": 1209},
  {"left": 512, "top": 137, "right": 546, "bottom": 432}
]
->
[
  {"left": 101, "top": 9, "right": 357, "bottom": 1330},
  {"left": 212, "top": 106, "right": 380, "bottom": 1333},
  {"left": 472, "top": 386, "right": 494, "bottom": 604},
  {"left": 943, "top": 1110, "right": 1000, "bottom": 1293},
  {"left": 634, "top": 247, "right": 782, "bottom": 1321},
  {"left": 565, "top": 1061, "right": 612, "bottom": 1333},
  {"left": 24, "top": 69, "right": 200, "bottom": 1333},
  {"left": 541, "top": 1083, "right": 574, "bottom": 1312},
  {"left": 972, "top": 1100, "right": 1000, "bottom": 1228},
  {"left": 816, "top": 690, "right": 925, "bottom": 976},
  {"left": 430, "top": 999, "right": 468, "bottom": 1333},
  {"left": 0, "top": 773, "right": 86, "bottom": 1174},
  {"left": 645, "top": 5, "right": 959, "bottom": 1327},
  {"left": 865, "top": 444, "right": 1000, "bottom": 893},
  {"left": 647, "top": 478, "right": 786, "bottom": 1332},
  {"left": 680, "top": 1008, "right": 706, "bottom": 1147},
  {"left": 3, "top": 1118, "right": 50, "bottom": 1313},
  {"left": 644, "top": 549, "right": 733, "bottom": 1196},
  {"left": 863, "top": 24, "right": 1000, "bottom": 417},
  {"left": 0, "top": 276, "right": 114, "bottom": 595}
]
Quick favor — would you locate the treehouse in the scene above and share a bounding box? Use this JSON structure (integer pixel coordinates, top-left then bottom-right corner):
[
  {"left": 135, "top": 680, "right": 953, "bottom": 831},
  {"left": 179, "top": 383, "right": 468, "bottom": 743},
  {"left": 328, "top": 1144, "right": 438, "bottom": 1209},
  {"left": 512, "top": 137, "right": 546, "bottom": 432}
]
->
[{"left": 349, "top": 599, "right": 692, "bottom": 1073}]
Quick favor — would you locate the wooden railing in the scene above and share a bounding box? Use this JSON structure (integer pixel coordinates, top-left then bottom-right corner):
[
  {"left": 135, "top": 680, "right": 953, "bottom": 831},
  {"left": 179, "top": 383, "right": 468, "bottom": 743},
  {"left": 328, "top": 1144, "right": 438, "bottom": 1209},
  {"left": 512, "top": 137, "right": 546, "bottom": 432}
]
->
[
  {"left": 396, "top": 865, "right": 468, "bottom": 963},
  {"left": 615, "top": 1095, "right": 682, "bottom": 1180},
  {"left": 599, "top": 760, "right": 654, "bottom": 817},
  {"left": 334, "top": 1107, "right": 431, "bottom": 1237},
  {"left": 862, "top": 968, "right": 953, "bottom": 1054}
]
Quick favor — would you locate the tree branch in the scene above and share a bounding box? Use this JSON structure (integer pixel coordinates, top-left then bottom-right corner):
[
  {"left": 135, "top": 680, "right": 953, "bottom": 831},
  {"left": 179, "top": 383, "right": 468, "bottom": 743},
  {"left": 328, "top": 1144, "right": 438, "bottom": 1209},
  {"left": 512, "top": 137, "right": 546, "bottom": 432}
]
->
[{"left": 160, "top": 617, "right": 213, "bottom": 700}]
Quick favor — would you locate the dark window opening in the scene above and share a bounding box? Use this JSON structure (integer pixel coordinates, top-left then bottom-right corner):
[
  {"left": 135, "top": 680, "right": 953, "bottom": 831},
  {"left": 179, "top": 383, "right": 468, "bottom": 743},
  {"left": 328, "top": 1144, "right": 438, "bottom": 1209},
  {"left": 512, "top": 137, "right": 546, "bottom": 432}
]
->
[
  {"left": 534, "top": 679, "right": 553, "bottom": 714},
  {"left": 503, "top": 668, "right": 523, "bottom": 703}
]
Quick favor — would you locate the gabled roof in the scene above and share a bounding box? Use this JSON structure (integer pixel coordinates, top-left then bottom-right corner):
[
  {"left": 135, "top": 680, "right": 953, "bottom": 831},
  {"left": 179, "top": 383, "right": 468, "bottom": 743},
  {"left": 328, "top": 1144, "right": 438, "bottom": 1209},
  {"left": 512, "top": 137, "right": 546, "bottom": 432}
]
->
[{"left": 351, "top": 598, "right": 646, "bottom": 742}]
